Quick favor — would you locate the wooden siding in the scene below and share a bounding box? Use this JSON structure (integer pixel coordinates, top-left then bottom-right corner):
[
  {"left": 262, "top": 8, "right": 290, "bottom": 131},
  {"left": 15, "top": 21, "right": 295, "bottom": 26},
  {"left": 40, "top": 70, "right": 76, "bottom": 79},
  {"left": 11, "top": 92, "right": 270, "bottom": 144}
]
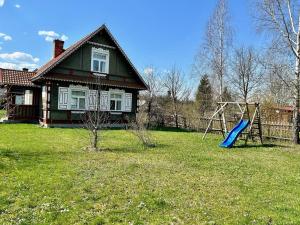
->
[{"left": 48, "top": 81, "right": 138, "bottom": 123}]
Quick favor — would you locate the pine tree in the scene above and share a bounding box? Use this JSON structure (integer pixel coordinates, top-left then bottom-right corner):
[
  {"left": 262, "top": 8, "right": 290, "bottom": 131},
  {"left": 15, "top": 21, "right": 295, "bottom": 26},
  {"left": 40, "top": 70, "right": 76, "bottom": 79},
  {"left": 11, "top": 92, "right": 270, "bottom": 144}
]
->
[{"left": 196, "top": 75, "right": 213, "bottom": 115}]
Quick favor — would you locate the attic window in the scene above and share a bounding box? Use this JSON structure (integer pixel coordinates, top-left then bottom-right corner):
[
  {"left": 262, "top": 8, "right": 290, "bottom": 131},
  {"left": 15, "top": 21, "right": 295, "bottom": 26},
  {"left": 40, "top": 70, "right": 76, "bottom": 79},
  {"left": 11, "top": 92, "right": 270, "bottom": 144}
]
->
[{"left": 91, "top": 48, "right": 109, "bottom": 74}]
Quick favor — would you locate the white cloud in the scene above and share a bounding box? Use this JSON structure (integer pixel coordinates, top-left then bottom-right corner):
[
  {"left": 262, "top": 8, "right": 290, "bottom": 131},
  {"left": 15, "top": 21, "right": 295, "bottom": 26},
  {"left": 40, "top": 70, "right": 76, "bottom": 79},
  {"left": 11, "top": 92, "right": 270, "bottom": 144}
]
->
[
  {"left": 0, "top": 62, "right": 38, "bottom": 70},
  {"left": 0, "top": 33, "right": 12, "bottom": 41},
  {"left": 0, "top": 52, "right": 39, "bottom": 63},
  {"left": 38, "top": 30, "right": 59, "bottom": 37},
  {"left": 38, "top": 30, "right": 68, "bottom": 42},
  {"left": 15, "top": 4, "right": 21, "bottom": 8},
  {"left": 0, "top": 52, "right": 40, "bottom": 71},
  {"left": 45, "top": 36, "right": 54, "bottom": 42},
  {"left": 0, "top": 0, "right": 4, "bottom": 7},
  {"left": 60, "top": 34, "right": 68, "bottom": 41},
  {"left": 38, "top": 30, "right": 59, "bottom": 42}
]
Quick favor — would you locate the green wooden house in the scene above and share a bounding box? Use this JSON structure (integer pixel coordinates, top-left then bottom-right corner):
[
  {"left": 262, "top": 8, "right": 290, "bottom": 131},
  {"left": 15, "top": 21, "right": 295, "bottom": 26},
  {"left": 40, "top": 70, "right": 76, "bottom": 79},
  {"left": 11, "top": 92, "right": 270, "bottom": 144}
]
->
[{"left": 0, "top": 25, "right": 148, "bottom": 127}]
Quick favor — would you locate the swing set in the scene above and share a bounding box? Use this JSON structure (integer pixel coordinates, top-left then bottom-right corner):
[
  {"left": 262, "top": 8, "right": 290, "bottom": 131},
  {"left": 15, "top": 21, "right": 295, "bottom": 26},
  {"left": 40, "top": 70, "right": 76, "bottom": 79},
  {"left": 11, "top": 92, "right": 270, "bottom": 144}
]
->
[{"left": 203, "top": 102, "right": 263, "bottom": 148}]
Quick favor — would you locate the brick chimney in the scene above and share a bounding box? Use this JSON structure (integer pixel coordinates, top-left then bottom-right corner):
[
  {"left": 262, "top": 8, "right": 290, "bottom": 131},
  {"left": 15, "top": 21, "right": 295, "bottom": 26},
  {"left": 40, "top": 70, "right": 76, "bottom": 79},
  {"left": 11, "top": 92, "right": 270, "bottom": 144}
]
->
[
  {"left": 53, "top": 39, "right": 65, "bottom": 58},
  {"left": 22, "top": 68, "right": 29, "bottom": 72}
]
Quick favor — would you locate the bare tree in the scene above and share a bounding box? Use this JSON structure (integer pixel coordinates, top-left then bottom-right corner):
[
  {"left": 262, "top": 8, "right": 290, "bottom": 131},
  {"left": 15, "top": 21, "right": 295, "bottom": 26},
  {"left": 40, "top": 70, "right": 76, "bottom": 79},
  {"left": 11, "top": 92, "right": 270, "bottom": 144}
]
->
[
  {"left": 163, "top": 66, "right": 189, "bottom": 128},
  {"left": 129, "top": 111, "right": 156, "bottom": 148},
  {"left": 262, "top": 47, "right": 294, "bottom": 104},
  {"left": 142, "top": 66, "right": 162, "bottom": 128},
  {"left": 256, "top": 0, "right": 300, "bottom": 143},
  {"left": 193, "top": 0, "right": 233, "bottom": 101},
  {"left": 230, "top": 47, "right": 264, "bottom": 102},
  {"left": 82, "top": 76, "right": 109, "bottom": 151}
]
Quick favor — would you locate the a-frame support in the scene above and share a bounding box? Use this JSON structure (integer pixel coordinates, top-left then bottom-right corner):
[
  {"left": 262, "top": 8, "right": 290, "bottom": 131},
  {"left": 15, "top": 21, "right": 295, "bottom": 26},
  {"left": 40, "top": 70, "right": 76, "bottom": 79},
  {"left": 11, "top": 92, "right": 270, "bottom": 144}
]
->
[{"left": 203, "top": 102, "right": 263, "bottom": 146}]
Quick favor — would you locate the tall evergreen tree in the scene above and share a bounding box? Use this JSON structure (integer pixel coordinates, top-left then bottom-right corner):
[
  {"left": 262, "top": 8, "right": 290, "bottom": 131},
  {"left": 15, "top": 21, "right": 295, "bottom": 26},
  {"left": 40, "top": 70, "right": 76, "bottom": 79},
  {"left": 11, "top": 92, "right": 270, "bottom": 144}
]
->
[{"left": 196, "top": 75, "right": 213, "bottom": 115}]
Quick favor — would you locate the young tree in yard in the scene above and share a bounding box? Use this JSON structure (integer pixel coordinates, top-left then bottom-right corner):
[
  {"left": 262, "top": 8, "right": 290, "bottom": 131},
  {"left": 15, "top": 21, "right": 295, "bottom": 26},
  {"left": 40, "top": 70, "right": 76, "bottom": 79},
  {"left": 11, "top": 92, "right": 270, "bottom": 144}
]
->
[
  {"left": 163, "top": 66, "right": 189, "bottom": 128},
  {"left": 195, "top": 74, "right": 213, "bottom": 116},
  {"left": 230, "top": 47, "right": 264, "bottom": 102},
  {"left": 82, "top": 76, "right": 109, "bottom": 151},
  {"left": 193, "top": 0, "right": 233, "bottom": 101},
  {"left": 256, "top": 0, "right": 300, "bottom": 143}
]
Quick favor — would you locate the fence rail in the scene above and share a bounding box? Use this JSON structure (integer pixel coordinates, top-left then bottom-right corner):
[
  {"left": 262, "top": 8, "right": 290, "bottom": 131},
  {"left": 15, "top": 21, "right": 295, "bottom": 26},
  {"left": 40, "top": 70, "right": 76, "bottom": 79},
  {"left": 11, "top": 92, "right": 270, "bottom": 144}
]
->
[{"left": 160, "top": 116, "right": 293, "bottom": 141}]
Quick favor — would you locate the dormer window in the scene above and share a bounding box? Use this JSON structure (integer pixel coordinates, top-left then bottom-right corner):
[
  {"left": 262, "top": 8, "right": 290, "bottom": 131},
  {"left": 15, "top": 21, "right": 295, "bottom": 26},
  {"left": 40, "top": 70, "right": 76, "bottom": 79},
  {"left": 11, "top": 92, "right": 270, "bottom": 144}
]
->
[{"left": 91, "top": 48, "right": 109, "bottom": 74}]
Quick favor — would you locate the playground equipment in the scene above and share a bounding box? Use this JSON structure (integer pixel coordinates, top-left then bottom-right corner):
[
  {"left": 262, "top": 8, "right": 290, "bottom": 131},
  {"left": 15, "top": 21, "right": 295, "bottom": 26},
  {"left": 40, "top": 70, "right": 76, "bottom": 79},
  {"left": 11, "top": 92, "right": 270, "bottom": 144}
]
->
[{"left": 203, "top": 102, "right": 263, "bottom": 148}]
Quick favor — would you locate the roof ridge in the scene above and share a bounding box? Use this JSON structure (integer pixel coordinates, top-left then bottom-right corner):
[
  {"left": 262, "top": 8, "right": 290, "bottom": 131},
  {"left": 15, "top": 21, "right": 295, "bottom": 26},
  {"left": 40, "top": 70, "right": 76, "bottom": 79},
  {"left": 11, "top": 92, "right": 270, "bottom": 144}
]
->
[{"left": 0, "top": 68, "right": 36, "bottom": 73}]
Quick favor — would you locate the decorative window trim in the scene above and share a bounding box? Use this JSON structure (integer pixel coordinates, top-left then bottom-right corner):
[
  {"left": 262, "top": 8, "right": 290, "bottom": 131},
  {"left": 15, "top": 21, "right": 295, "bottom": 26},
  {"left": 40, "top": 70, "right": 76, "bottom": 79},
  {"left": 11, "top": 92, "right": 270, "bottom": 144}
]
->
[
  {"left": 109, "top": 89, "right": 125, "bottom": 112},
  {"left": 68, "top": 85, "right": 88, "bottom": 111},
  {"left": 91, "top": 47, "right": 109, "bottom": 74}
]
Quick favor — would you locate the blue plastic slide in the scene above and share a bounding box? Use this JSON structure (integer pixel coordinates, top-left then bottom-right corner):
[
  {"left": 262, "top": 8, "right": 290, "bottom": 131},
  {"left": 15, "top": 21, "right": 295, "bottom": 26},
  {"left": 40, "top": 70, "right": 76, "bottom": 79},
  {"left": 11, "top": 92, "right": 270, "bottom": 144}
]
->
[{"left": 220, "top": 120, "right": 250, "bottom": 148}]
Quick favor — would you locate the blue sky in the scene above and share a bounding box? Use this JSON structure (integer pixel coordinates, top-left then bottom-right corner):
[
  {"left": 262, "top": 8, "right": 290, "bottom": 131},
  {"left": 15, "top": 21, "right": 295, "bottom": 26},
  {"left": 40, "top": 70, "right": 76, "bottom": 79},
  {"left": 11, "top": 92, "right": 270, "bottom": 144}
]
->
[{"left": 0, "top": 0, "right": 266, "bottom": 75}]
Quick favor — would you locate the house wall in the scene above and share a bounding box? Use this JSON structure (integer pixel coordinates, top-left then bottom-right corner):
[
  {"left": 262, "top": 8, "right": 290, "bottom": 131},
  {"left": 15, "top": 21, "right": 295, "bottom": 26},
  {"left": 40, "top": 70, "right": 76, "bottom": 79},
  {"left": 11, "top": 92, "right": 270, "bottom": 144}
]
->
[
  {"left": 46, "top": 81, "right": 138, "bottom": 124},
  {"left": 51, "top": 31, "right": 138, "bottom": 83}
]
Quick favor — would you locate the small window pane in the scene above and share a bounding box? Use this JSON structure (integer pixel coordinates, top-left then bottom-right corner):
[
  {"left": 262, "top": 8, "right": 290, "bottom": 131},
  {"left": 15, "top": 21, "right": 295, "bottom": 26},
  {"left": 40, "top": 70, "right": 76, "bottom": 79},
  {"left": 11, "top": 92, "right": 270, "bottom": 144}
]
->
[
  {"left": 110, "top": 93, "right": 122, "bottom": 99},
  {"left": 79, "top": 98, "right": 85, "bottom": 109},
  {"left": 71, "top": 98, "right": 78, "bottom": 109},
  {"left": 100, "top": 61, "right": 106, "bottom": 73},
  {"left": 110, "top": 100, "right": 115, "bottom": 110},
  {"left": 116, "top": 100, "right": 122, "bottom": 111},
  {"left": 94, "top": 52, "right": 107, "bottom": 60},
  {"left": 93, "top": 60, "right": 99, "bottom": 72},
  {"left": 15, "top": 95, "right": 24, "bottom": 105},
  {"left": 72, "top": 91, "right": 85, "bottom": 97}
]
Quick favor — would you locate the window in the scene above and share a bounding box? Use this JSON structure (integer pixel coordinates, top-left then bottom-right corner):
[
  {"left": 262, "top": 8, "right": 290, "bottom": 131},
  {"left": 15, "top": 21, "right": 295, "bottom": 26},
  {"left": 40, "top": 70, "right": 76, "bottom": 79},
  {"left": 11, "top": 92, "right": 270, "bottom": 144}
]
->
[
  {"left": 110, "top": 92, "right": 123, "bottom": 111},
  {"left": 91, "top": 48, "right": 109, "bottom": 73},
  {"left": 15, "top": 90, "right": 33, "bottom": 105},
  {"left": 70, "top": 90, "right": 86, "bottom": 110},
  {"left": 15, "top": 95, "right": 24, "bottom": 105}
]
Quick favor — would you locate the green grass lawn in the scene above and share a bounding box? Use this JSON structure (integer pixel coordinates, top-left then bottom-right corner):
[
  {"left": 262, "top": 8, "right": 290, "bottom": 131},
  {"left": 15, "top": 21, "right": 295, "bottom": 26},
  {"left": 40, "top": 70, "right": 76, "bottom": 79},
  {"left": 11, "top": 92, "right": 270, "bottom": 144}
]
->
[{"left": 1, "top": 124, "right": 300, "bottom": 224}]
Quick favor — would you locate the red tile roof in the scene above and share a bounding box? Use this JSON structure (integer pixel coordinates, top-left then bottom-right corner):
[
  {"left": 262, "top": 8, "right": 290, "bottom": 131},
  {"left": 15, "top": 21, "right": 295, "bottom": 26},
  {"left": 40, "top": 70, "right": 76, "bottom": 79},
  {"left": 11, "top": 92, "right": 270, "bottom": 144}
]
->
[{"left": 0, "top": 68, "right": 37, "bottom": 87}]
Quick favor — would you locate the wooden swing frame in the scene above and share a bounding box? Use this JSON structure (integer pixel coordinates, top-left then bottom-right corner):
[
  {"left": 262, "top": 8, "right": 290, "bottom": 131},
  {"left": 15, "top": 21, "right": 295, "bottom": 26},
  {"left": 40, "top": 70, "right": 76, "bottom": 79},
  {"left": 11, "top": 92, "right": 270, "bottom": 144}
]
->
[{"left": 202, "top": 102, "right": 263, "bottom": 145}]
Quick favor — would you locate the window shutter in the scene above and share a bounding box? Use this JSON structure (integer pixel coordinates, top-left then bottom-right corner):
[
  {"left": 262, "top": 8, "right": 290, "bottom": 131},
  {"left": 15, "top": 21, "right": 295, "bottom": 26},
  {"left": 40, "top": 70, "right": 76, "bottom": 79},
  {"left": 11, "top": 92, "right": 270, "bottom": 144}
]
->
[
  {"left": 100, "top": 91, "right": 109, "bottom": 111},
  {"left": 58, "top": 87, "right": 69, "bottom": 110},
  {"left": 88, "top": 90, "right": 98, "bottom": 110},
  {"left": 124, "top": 93, "right": 132, "bottom": 112}
]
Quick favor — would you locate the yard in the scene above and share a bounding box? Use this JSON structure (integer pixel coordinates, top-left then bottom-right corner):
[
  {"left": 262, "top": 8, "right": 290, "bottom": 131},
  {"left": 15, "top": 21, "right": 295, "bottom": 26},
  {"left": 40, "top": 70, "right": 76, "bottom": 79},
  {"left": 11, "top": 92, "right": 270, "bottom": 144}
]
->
[{"left": 1, "top": 125, "right": 300, "bottom": 224}]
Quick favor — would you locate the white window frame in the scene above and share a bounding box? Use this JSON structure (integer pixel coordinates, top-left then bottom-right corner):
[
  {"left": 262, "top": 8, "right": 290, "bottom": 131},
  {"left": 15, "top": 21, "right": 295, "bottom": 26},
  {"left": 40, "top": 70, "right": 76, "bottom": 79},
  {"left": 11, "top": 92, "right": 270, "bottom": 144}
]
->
[
  {"left": 91, "top": 47, "right": 109, "bottom": 74},
  {"left": 109, "top": 89, "right": 124, "bottom": 112},
  {"left": 68, "top": 86, "right": 88, "bottom": 111}
]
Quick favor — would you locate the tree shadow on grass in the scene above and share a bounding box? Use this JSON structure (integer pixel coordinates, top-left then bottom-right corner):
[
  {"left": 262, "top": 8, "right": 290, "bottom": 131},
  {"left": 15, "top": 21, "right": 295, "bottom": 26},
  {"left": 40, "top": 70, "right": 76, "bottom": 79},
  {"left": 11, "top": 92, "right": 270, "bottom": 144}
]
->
[
  {"left": 101, "top": 143, "right": 169, "bottom": 153},
  {"left": 0, "top": 148, "right": 81, "bottom": 164},
  {"left": 149, "top": 127, "right": 193, "bottom": 133}
]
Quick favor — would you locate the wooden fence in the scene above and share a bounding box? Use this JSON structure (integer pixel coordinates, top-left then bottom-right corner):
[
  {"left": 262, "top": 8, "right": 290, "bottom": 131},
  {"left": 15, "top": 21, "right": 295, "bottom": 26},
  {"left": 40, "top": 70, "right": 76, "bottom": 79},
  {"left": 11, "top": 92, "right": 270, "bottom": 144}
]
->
[{"left": 161, "top": 116, "right": 293, "bottom": 141}]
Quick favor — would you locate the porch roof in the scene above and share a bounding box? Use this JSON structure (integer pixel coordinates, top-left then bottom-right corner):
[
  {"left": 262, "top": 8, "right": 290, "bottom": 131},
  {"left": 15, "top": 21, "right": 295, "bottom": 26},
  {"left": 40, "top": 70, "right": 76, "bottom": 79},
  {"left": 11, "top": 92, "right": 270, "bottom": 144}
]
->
[{"left": 0, "top": 68, "right": 37, "bottom": 87}]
